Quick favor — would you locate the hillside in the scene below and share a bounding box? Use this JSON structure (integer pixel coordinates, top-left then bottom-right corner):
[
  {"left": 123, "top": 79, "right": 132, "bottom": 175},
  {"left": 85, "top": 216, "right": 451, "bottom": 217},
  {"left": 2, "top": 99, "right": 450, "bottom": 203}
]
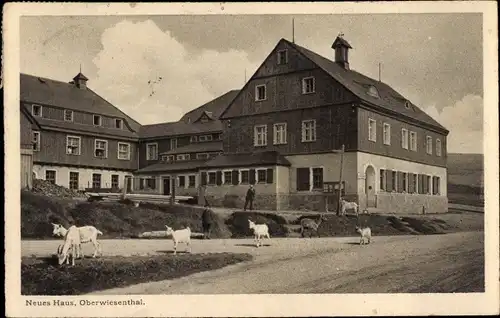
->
[{"left": 447, "top": 153, "right": 484, "bottom": 207}]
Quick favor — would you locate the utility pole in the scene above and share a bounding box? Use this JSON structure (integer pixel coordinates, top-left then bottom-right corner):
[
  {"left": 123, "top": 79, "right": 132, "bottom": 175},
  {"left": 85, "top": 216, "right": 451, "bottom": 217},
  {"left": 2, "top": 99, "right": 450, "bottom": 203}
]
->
[
  {"left": 331, "top": 144, "right": 345, "bottom": 215},
  {"left": 378, "top": 63, "right": 381, "bottom": 82},
  {"left": 292, "top": 18, "right": 295, "bottom": 43}
]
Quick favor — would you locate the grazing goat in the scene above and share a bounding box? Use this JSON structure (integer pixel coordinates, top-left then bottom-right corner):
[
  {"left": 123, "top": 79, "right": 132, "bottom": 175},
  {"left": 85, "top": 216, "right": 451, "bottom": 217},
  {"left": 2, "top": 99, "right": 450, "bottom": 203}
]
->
[
  {"left": 300, "top": 214, "right": 326, "bottom": 238},
  {"left": 58, "top": 225, "right": 81, "bottom": 266},
  {"left": 165, "top": 225, "right": 192, "bottom": 255},
  {"left": 355, "top": 226, "right": 372, "bottom": 245},
  {"left": 340, "top": 198, "right": 359, "bottom": 216},
  {"left": 51, "top": 223, "right": 103, "bottom": 258},
  {"left": 248, "top": 219, "right": 270, "bottom": 247}
]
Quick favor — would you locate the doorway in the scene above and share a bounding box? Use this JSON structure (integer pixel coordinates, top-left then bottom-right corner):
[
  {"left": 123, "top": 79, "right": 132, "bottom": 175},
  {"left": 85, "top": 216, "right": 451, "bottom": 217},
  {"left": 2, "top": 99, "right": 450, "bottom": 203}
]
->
[
  {"left": 163, "top": 177, "right": 171, "bottom": 195},
  {"left": 365, "top": 165, "right": 376, "bottom": 207}
]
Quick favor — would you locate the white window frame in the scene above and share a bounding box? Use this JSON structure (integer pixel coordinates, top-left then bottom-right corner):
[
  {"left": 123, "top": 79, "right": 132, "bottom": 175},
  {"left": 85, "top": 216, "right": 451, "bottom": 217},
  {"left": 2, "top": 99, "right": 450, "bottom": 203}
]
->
[
  {"left": 45, "top": 170, "right": 56, "bottom": 184},
  {"left": 301, "top": 119, "right": 316, "bottom": 142},
  {"left": 170, "top": 138, "right": 177, "bottom": 150},
  {"left": 368, "top": 118, "right": 377, "bottom": 142},
  {"left": 178, "top": 175, "right": 187, "bottom": 188},
  {"left": 436, "top": 139, "right": 442, "bottom": 157},
  {"left": 254, "top": 124, "right": 268, "bottom": 147},
  {"left": 302, "top": 77, "right": 316, "bottom": 94},
  {"left": 207, "top": 171, "right": 217, "bottom": 186},
  {"left": 401, "top": 171, "right": 409, "bottom": 193},
  {"left": 32, "top": 131, "right": 41, "bottom": 151},
  {"left": 277, "top": 49, "right": 288, "bottom": 65},
  {"left": 69, "top": 171, "right": 79, "bottom": 190},
  {"left": 146, "top": 143, "right": 158, "bottom": 161},
  {"left": 117, "top": 142, "right": 131, "bottom": 160},
  {"left": 176, "top": 154, "right": 190, "bottom": 161},
  {"left": 64, "top": 109, "right": 73, "bottom": 122},
  {"left": 426, "top": 136, "right": 433, "bottom": 155},
  {"left": 256, "top": 168, "right": 268, "bottom": 184},
  {"left": 391, "top": 170, "right": 398, "bottom": 192},
  {"left": 199, "top": 135, "right": 213, "bottom": 142},
  {"left": 93, "top": 115, "right": 102, "bottom": 126},
  {"left": 401, "top": 128, "right": 409, "bottom": 149},
  {"left": 255, "top": 84, "right": 267, "bottom": 101},
  {"left": 190, "top": 136, "right": 198, "bottom": 143},
  {"left": 410, "top": 131, "right": 417, "bottom": 151},
  {"left": 32, "top": 104, "right": 42, "bottom": 117},
  {"left": 383, "top": 123, "right": 391, "bottom": 145},
  {"left": 66, "top": 135, "right": 81, "bottom": 156},
  {"left": 273, "top": 123, "right": 287, "bottom": 145},
  {"left": 311, "top": 167, "right": 324, "bottom": 191},
  {"left": 94, "top": 139, "right": 108, "bottom": 159},
  {"left": 239, "top": 169, "right": 250, "bottom": 184},
  {"left": 223, "top": 170, "right": 233, "bottom": 185},
  {"left": 115, "top": 119, "right": 123, "bottom": 129}
]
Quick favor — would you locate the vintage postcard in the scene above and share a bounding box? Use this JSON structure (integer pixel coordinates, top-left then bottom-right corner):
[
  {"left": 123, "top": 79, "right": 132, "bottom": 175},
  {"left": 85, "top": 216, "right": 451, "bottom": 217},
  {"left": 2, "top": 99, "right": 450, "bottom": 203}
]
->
[{"left": 4, "top": 1, "right": 499, "bottom": 317}]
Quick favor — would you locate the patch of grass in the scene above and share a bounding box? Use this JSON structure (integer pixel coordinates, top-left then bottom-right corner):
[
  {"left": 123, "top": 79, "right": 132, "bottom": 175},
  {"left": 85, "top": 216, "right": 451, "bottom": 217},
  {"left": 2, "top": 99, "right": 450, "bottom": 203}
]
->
[
  {"left": 21, "top": 192, "right": 232, "bottom": 239},
  {"left": 225, "top": 211, "right": 289, "bottom": 238},
  {"left": 21, "top": 253, "right": 253, "bottom": 295}
]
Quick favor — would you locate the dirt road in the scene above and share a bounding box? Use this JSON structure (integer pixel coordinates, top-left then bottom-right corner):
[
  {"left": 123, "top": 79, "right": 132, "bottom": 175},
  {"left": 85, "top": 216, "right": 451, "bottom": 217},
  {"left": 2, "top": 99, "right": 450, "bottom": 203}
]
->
[{"left": 34, "top": 231, "right": 481, "bottom": 295}]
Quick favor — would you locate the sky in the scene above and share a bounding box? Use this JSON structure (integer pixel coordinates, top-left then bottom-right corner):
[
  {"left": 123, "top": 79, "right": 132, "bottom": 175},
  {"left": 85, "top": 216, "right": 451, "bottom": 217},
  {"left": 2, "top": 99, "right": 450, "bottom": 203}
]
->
[{"left": 20, "top": 14, "right": 484, "bottom": 154}]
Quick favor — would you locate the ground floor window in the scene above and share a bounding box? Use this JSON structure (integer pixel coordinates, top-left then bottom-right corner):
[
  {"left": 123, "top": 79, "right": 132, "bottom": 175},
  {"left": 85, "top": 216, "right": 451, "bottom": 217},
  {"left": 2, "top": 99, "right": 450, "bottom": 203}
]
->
[
  {"left": 45, "top": 170, "right": 56, "bottom": 184},
  {"left": 257, "top": 169, "right": 266, "bottom": 183},
  {"left": 391, "top": 170, "right": 397, "bottom": 192},
  {"left": 179, "top": 176, "right": 186, "bottom": 188},
  {"left": 224, "top": 171, "right": 232, "bottom": 185},
  {"left": 69, "top": 172, "right": 79, "bottom": 190},
  {"left": 433, "top": 176, "right": 441, "bottom": 195},
  {"left": 312, "top": 167, "right": 323, "bottom": 190},
  {"left": 240, "top": 170, "right": 249, "bottom": 184},
  {"left": 92, "top": 173, "right": 101, "bottom": 189},
  {"left": 111, "top": 174, "right": 119, "bottom": 189},
  {"left": 379, "top": 169, "right": 386, "bottom": 191},
  {"left": 208, "top": 172, "right": 216, "bottom": 185},
  {"left": 188, "top": 175, "right": 196, "bottom": 188},
  {"left": 146, "top": 178, "right": 156, "bottom": 190}
]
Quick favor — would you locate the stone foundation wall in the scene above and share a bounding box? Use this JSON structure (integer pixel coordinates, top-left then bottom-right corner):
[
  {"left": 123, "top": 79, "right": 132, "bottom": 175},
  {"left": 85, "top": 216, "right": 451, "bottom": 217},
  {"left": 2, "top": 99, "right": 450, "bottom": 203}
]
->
[{"left": 376, "top": 193, "right": 448, "bottom": 214}]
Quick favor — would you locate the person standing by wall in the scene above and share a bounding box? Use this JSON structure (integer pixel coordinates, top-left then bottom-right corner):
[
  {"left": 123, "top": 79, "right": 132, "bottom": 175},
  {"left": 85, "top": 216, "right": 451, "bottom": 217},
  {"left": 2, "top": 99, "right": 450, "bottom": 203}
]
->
[
  {"left": 201, "top": 203, "right": 213, "bottom": 239},
  {"left": 244, "top": 185, "right": 256, "bottom": 211}
]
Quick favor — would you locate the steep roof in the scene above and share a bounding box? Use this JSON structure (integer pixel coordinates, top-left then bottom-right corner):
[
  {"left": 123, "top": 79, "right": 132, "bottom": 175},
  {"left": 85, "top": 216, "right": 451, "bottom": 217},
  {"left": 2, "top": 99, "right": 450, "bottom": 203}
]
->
[
  {"left": 139, "top": 120, "right": 223, "bottom": 139},
  {"left": 180, "top": 90, "right": 239, "bottom": 123},
  {"left": 20, "top": 73, "right": 142, "bottom": 132},
  {"left": 286, "top": 40, "right": 448, "bottom": 133},
  {"left": 159, "top": 141, "right": 223, "bottom": 155},
  {"left": 203, "top": 151, "right": 291, "bottom": 168}
]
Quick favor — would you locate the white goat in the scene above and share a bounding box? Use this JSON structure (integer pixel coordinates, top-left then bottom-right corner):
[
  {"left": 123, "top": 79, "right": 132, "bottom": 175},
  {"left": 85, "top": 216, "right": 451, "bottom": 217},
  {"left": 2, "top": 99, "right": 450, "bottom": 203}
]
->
[
  {"left": 248, "top": 219, "right": 270, "bottom": 247},
  {"left": 52, "top": 223, "right": 103, "bottom": 258},
  {"left": 340, "top": 198, "right": 359, "bottom": 216},
  {"left": 355, "top": 225, "right": 372, "bottom": 245},
  {"left": 165, "top": 225, "right": 192, "bottom": 255},
  {"left": 58, "top": 225, "right": 81, "bottom": 266}
]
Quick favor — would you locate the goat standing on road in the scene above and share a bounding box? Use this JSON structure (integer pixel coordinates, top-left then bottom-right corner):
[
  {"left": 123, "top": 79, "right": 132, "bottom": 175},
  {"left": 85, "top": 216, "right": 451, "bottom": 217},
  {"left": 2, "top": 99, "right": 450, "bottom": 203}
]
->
[
  {"left": 248, "top": 219, "right": 270, "bottom": 247},
  {"left": 58, "top": 225, "right": 81, "bottom": 266},
  {"left": 300, "top": 214, "right": 326, "bottom": 238},
  {"left": 355, "top": 225, "right": 372, "bottom": 245},
  {"left": 165, "top": 225, "right": 192, "bottom": 255},
  {"left": 52, "top": 223, "right": 103, "bottom": 258}
]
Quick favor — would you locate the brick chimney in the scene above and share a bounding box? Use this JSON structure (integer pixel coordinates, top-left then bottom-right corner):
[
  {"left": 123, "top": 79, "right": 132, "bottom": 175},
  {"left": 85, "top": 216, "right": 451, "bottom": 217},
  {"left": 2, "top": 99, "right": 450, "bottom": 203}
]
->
[
  {"left": 72, "top": 72, "right": 88, "bottom": 89},
  {"left": 332, "top": 34, "right": 352, "bottom": 70}
]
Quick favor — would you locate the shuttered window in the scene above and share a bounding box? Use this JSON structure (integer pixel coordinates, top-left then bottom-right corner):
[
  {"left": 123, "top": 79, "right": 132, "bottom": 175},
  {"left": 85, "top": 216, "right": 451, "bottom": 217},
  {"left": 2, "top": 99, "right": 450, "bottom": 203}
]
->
[
  {"left": 296, "top": 168, "right": 310, "bottom": 191},
  {"left": 433, "top": 176, "right": 441, "bottom": 195},
  {"left": 241, "top": 170, "right": 249, "bottom": 184},
  {"left": 257, "top": 169, "right": 267, "bottom": 183},
  {"left": 418, "top": 174, "right": 424, "bottom": 194},
  {"left": 249, "top": 169, "right": 256, "bottom": 185},
  {"left": 223, "top": 171, "right": 232, "bottom": 184},
  {"left": 188, "top": 175, "right": 196, "bottom": 188},
  {"left": 266, "top": 168, "right": 274, "bottom": 184},
  {"left": 312, "top": 168, "right": 323, "bottom": 189},
  {"left": 201, "top": 172, "right": 207, "bottom": 186},
  {"left": 232, "top": 170, "right": 239, "bottom": 185},
  {"left": 216, "top": 171, "right": 223, "bottom": 186}
]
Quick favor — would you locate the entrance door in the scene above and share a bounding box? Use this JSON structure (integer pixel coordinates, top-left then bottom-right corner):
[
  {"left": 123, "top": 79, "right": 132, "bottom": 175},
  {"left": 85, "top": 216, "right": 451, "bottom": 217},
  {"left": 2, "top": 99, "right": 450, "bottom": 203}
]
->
[
  {"left": 365, "top": 165, "right": 376, "bottom": 207},
  {"left": 163, "top": 177, "right": 171, "bottom": 195}
]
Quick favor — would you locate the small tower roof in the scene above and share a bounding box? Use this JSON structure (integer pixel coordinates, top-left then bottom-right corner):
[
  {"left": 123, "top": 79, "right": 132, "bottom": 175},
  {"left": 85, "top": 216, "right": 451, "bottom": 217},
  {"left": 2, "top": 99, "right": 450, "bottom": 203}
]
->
[
  {"left": 73, "top": 72, "right": 89, "bottom": 81},
  {"left": 331, "top": 35, "right": 353, "bottom": 49}
]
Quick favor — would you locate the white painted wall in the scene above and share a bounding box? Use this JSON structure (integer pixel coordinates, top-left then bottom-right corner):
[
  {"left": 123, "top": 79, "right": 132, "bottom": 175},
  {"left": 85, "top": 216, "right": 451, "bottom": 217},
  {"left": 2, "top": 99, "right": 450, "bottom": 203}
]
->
[
  {"left": 285, "top": 153, "right": 358, "bottom": 194},
  {"left": 33, "top": 164, "right": 133, "bottom": 190},
  {"left": 356, "top": 152, "right": 448, "bottom": 196}
]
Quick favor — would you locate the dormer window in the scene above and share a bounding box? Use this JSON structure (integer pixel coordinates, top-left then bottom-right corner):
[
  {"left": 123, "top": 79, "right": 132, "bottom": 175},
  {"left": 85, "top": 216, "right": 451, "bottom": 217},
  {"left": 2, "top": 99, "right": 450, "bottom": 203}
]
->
[
  {"left": 190, "top": 136, "right": 198, "bottom": 143},
  {"left": 32, "top": 104, "right": 42, "bottom": 117},
  {"left": 93, "top": 115, "right": 102, "bottom": 126},
  {"left": 64, "top": 109, "right": 73, "bottom": 122},
  {"left": 277, "top": 49, "right": 288, "bottom": 65},
  {"left": 367, "top": 85, "right": 380, "bottom": 98},
  {"left": 405, "top": 101, "right": 411, "bottom": 109},
  {"left": 115, "top": 119, "right": 123, "bottom": 129},
  {"left": 302, "top": 77, "right": 315, "bottom": 94}
]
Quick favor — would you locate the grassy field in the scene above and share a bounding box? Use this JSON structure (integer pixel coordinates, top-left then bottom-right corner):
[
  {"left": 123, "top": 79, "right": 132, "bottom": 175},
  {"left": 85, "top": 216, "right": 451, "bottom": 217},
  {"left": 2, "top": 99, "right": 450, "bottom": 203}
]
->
[
  {"left": 22, "top": 252, "right": 253, "bottom": 295},
  {"left": 447, "top": 153, "right": 483, "bottom": 207}
]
